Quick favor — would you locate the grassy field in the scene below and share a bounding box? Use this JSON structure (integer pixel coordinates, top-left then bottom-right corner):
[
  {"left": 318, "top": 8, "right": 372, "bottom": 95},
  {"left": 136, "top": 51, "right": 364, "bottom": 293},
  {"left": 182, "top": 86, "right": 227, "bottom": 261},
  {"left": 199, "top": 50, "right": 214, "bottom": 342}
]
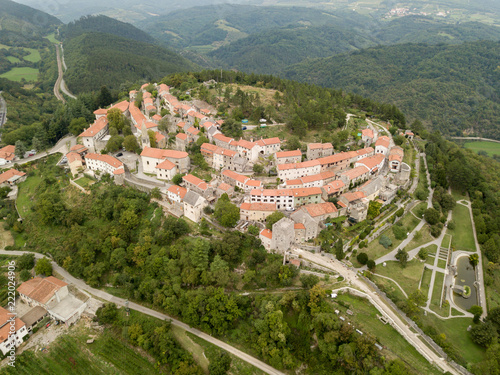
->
[
  {"left": 171, "top": 325, "right": 209, "bottom": 372},
  {"left": 374, "top": 259, "right": 425, "bottom": 295},
  {"left": 23, "top": 48, "right": 41, "bottom": 63},
  {"left": 464, "top": 140, "right": 500, "bottom": 157},
  {"left": 371, "top": 274, "right": 408, "bottom": 301},
  {"left": 437, "top": 259, "right": 447, "bottom": 269},
  {"left": 0, "top": 67, "right": 39, "bottom": 82},
  {"left": 0, "top": 331, "right": 160, "bottom": 375},
  {"left": 17, "top": 174, "right": 43, "bottom": 217},
  {"left": 411, "top": 201, "right": 427, "bottom": 218},
  {"left": 74, "top": 176, "right": 95, "bottom": 189},
  {"left": 430, "top": 272, "right": 445, "bottom": 308},
  {"left": 6, "top": 56, "right": 20, "bottom": 63},
  {"left": 442, "top": 233, "right": 452, "bottom": 249},
  {"left": 187, "top": 332, "right": 266, "bottom": 375},
  {"left": 449, "top": 203, "right": 476, "bottom": 251},
  {"left": 333, "top": 293, "right": 442, "bottom": 375},
  {"left": 451, "top": 188, "right": 468, "bottom": 202},
  {"left": 44, "top": 33, "right": 60, "bottom": 44},
  {"left": 420, "top": 314, "right": 485, "bottom": 365},
  {"left": 406, "top": 224, "right": 433, "bottom": 251},
  {"left": 420, "top": 266, "right": 432, "bottom": 299}
]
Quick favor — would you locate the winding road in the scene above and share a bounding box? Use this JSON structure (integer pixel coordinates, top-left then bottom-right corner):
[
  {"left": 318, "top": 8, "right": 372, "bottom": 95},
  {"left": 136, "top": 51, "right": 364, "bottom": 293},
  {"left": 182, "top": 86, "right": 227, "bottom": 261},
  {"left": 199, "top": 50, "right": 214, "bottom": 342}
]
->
[
  {"left": 0, "top": 249, "right": 284, "bottom": 375},
  {"left": 54, "top": 44, "right": 76, "bottom": 103},
  {"left": 0, "top": 91, "right": 6, "bottom": 128}
]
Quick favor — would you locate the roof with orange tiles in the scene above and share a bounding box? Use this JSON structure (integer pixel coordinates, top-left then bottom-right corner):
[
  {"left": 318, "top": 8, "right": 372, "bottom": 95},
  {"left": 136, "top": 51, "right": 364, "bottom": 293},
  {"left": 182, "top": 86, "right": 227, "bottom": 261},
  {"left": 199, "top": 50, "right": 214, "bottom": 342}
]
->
[
  {"left": 181, "top": 104, "right": 192, "bottom": 111},
  {"left": 0, "top": 145, "right": 15, "bottom": 161},
  {"left": 309, "top": 142, "right": 333, "bottom": 150},
  {"left": 213, "top": 133, "right": 234, "bottom": 144},
  {"left": 355, "top": 147, "right": 374, "bottom": 157},
  {"left": 340, "top": 191, "right": 366, "bottom": 202},
  {"left": 356, "top": 154, "right": 386, "bottom": 170},
  {"left": 240, "top": 202, "right": 276, "bottom": 211},
  {"left": 244, "top": 179, "right": 262, "bottom": 187},
  {"left": 85, "top": 153, "right": 123, "bottom": 169},
  {"left": 405, "top": 130, "right": 414, "bottom": 136},
  {"left": 251, "top": 189, "right": 293, "bottom": 197},
  {"left": 187, "top": 126, "right": 200, "bottom": 135},
  {"left": 156, "top": 159, "right": 176, "bottom": 170},
  {"left": 110, "top": 100, "right": 130, "bottom": 113},
  {"left": 294, "top": 223, "right": 305, "bottom": 230},
  {"left": 113, "top": 168, "right": 125, "bottom": 175},
  {"left": 361, "top": 128, "right": 374, "bottom": 138},
  {"left": 317, "top": 152, "right": 352, "bottom": 166},
  {"left": 339, "top": 165, "right": 370, "bottom": 180},
  {"left": 183, "top": 174, "right": 205, "bottom": 186},
  {"left": 158, "top": 84, "right": 169, "bottom": 93},
  {"left": 303, "top": 202, "right": 337, "bottom": 217},
  {"left": 169, "top": 184, "right": 187, "bottom": 198},
  {"left": 17, "top": 276, "right": 68, "bottom": 305},
  {"left": 70, "top": 144, "right": 88, "bottom": 153},
  {"left": 143, "top": 92, "right": 152, "bottom": 99},
  {"left": 0, "top": 168, "right": 26, "bottom": 184},
  {"left": 66, "top": 152, "right": 83, "bottom": 164},
  {"left": 216, "top": 120, "right": 224, "bottom": 125},
  {"left": 337, "top": 201, "right": 347, "bottom": 208},
  {"left": 256, "top": 137, "right": 281, "bottom": 146},
  {"left": 292, "top": 187, "right": 322, "bottom": 197},
  {"left": 155, "top": 132, "right": 165, "bottom": 142},
  {"left": 0, "top": 308, "right": 25, "bottom": 342},
  {"left": 128, "top": 102, "right": 147, "bottom": 125},
  {"left": 201, "top": 143, "right": 218, "bottom": 153},
  {"left": 203, "top": 121, "right": 215, "bottom": 129},
  {"left": 260, "top": 228, "right": 273, "bottom": 239},
  {"left": 214, "top": 147, "right": 236, "bottom": 157},
  {"left": 200, "top": 108, "right": 211, "bottom": 115},
  {"left": 389, "top": 146, "right": 404, "bottom": 162},
  {"left": 222, "top": 169, "right": 248, "bottom": 184},
  {"left": 79, "top": 117, "right": 109, "bottom": 138},
  {"left": 218, "top": 182, "right": 232, "bottom": 191},
  {"left": 375, "top": 136, "right": 390, "bottom": 149},
  {"left": 277, "top": 159, "right": 320, "bottom": 171},
  {"left": 93, "top": 108, "right": 108, "bottom": 116},
  {"left": 140, "top": 83, "right": 150, "bottom": 90},
  {"left": 284, "top": 179, "right": 303, "bottom": 187},
  {"left": 275, "top": 150, "right": 302, "bottom": 159},
  {"left": 141, "top": 147, "right": 188, "bottom": 160},
  {"left": 146, "top": 105, "right": 156, "bottom": 112},
  {"left": 300, "top": 171, "right": 336, "bottom": 184},
  {"left": 236, "top": 139, "right": 256, "bottom": 149},
  {"left": 176, "top": 133, "right": 188, "bottom": 141},
  {"left": 322, "top": 180, "right": 346, "bottom": 194},
  {"left": 168, "top": 185, "right": 187, "bottom": 199},
  {"left": 177, "top": 121, "right": 186, "bottom": 129}
]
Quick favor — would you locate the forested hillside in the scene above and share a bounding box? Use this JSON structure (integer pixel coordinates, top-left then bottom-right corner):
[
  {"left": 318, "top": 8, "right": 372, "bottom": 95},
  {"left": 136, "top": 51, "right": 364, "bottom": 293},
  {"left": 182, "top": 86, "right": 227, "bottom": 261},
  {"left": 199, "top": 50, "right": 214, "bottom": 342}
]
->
[
  {"left": 62, "top": 15, "right": 156, "bottom": 44},
  {"left": 284, "top": 41, "right": 500, "bottom": 139},
  {"left": 63, "top": 32, "right": 197, "bottom": 93}
]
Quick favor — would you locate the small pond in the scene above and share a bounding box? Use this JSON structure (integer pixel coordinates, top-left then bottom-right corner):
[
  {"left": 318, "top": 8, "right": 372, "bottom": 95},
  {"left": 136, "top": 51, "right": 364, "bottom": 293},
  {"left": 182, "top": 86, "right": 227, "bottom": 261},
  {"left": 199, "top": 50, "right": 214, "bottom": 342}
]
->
[{"left": 453, "top": 256, "right": 478, "bottom": 311}]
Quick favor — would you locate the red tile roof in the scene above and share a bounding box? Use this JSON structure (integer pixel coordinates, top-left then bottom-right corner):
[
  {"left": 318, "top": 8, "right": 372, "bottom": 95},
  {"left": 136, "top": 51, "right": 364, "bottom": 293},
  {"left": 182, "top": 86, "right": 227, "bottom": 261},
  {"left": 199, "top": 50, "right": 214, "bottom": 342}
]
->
[
  {"left": 156, "top": 159, "right": 176, "bottom": 170},
  {"left": 236, "top": 139, "right": 256, "bottom": 150},
  {"left": 304, "top": 202, "right": 337, "bottom": 217},
  {"left": 277, "top": 159, "right": 320, "bottom": 171},
  {"left": 260, "top": 229, "right": 273, "bottom": 239},
  {"left": 17, "top": 276, "right": 67, "bottom": 305},
  {"left": 339, "top": 165, "right": 369, "bottom": 180},
  {"left": 79, "top": 117, "right": 108, "bottom": 138},
  {"left": 389, "top": 146, "right": 404, "bottom": 162},
  {"left": 275, "top": 150, "right": 301, "bottom": 159},
  {"left": 294, "top": 223, "right": 305, "bottom": 230},
  {"left": 218, "top": 182, "right": 232, "bottom": 191},
  {"left": 375, "top": 136, "right": 390, "bottom": 149},
  {"left": 66, "top": 152, "right": 83, "bottom": 164},
  {"left": 356, "top": 154, "right": 385, "bottom": 170},
  {"left": 309, "top": 143, "right": 333, "bottom": 150},
  {"left": 251, "top": 189, "right": 292, "bottom": 196},
  {"left": 0, "top": 145, "right": 15, "bottom": 161},
  {"left": 362, "top": 128, "right": 374, "bottom": 139},
  {"left": 201, "top": 143, "right": 218, "bottom": 154},
  {"left": 0, "top": 168, "right": 26, "bottom": 184},
  {"left": 340, "top": 191, "right": 366, "bottom": 202},
  {"left": 240, "top": 202, "right": 276, "bottom": 211},
  {"left": 187, "top": 126, "right": 200, "bottom": 135},
  {"left": 168, "top": 185, "right": 187, "bottom": 199},
  {"left": 85, "top": 153, "right": 123, "bottom": 169},
  {"left": 244, "top": 179, "right": 262, "bottom": 187},
  {"left": 291, "top": 187, "right": 322, "bottom": 197},
  {"left": 183, "top": 174, "right": 205, "bottom": 186},
  {"left": 214, "top": 147, "right": 237, "bottom": 157},
  {"left": 155, "top": 132, "right": 165, "bottom": 142},
  {"left": 213, "top": 133, "right": 234, "bottom": 144},
  {"left": 176, "top": 133, "right": 188, "bottom": 140},
  {"left": 141, "top": 147, "right": 188, "bottom": 160},
  {"left": 256, "top": 137, "right": 280, "bottom": 146},
  {"left": 0, "top": 306, "right": 25, "bottom": 342},
  {"left": 222, "top": 169, "right": 248, "bottom": 184},
  {"left": 300, "top": 171, "right": 335, "bottom": 184},
  {"left": 70, "top": 144, "right": 88, "bottom": 153},
  {"left": 110, "top": 100, "right": 130, "bottom": 113}
]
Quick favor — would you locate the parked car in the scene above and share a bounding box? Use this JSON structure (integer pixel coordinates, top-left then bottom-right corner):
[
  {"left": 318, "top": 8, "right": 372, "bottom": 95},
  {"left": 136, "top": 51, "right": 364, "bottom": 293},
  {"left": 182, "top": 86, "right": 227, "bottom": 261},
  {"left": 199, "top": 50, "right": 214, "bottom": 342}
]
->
[
  {"left": 116, "top": 152, "right": 123, "bottom": 157},
  {"left": 45, "top": 322, "right": 51, "bottom": 329},
  {"left": 242, "top": 126, "right": 247, "bottom": 130}
]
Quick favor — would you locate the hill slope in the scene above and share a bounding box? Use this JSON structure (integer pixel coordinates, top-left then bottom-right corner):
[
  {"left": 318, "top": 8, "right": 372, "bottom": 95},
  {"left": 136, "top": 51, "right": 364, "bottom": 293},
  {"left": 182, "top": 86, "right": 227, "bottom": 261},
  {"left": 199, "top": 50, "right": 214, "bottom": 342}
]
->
[
  {"left": 284, "top": 41, "right": 500, "bottom": 139},
  {"left": 64, "top": 32, "right": 197, "bottom": 93},
  {"left": 62, "top": 15, "right": 156, "bottom": 44}
]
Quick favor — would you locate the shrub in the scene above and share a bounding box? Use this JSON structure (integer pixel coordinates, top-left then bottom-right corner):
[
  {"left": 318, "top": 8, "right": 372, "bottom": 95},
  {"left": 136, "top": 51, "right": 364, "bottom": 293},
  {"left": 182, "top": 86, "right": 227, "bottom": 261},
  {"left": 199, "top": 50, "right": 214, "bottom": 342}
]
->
[
  {"left": 395, "top": 208, "right": 404, "bottom": 217},
  {"left": 357, "top": 252, "right": 368, "bottom": 265},
  {"left": 367, "top": 259, "right": 376, "bottom": 271},
  {"left": 379, "top": 234, "right": 392, "bottom": 249},
  {"left": 248, "top": 225, "right": 259, "bottom": 235},
  {"left": 418, "top": 247, "right": 428, "bottom": 260},
  {"left": 392, "top": 224, "right": 407, "bottom": 241}
]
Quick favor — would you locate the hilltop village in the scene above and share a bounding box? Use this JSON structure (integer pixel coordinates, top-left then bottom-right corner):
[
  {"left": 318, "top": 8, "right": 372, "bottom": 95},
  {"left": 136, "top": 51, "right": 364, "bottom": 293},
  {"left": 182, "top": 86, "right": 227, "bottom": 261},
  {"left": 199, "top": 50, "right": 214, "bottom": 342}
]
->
[{"left": 65, "top": 82, "right": 413, "bottom": 254}]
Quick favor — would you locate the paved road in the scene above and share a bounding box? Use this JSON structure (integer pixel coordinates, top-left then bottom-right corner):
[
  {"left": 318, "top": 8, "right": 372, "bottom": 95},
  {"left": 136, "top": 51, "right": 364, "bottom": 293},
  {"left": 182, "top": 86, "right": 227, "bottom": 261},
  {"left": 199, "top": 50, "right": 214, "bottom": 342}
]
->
[
  {"left": 292, "top": 248, "right": 460, "bottom": 375},
  {"left": 54, "top": 44, "right": 76, "bottom": 103},
  {"left": 450, "top": 136, "right": 500, "bottom": 144},
  {"left": 0, "top": 250, "right": 284, "bottom": 375},
  {"left": 15, "top": 135, "right": 76, "bottom": 165},
  {"left": 0, "top": 91, "right": 6, "bottom": 127}
]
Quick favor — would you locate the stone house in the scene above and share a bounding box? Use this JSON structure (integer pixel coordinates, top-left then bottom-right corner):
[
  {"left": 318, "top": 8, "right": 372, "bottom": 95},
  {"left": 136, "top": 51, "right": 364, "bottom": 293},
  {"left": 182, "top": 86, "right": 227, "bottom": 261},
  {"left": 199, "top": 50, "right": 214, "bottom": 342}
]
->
[
  {"left": 183, "top": 191, "right": 207, "bottom": 223},
  {"left": 307, "top": 143, "right": 333, "bottom": 160}
]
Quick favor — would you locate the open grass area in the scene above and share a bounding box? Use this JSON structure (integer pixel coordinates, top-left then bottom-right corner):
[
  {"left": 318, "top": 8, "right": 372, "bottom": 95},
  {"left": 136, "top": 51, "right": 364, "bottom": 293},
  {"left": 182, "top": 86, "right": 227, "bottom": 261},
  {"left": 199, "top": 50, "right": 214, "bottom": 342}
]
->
[
  {"left": 6, "top": 56, "right": 20, "bottom": 63},
  {"left": 374, "top": 259, "right": 425, "bottom": 295},
  {"left": 451, "top": 308, "right": 466, "bottom": 316},
  {"left": 371, "top": 274, "right": 407, "bottom": 301},
  {"left": 449, "top": 203, "right": 476, "bottom": 251},
  {"left": 437, "top": 259, "right": 447, "bottom": 269},
  {"left": 172, "top": 325, "right": 209, "bottom": 372},
  {"left": 0, "top": 67, "right": 39, "bottom": 82},
  {"left": 451, "top": 188, "right": 467, "bottom": 202},
  {"left": 187, "top": 332, "right": 266, "bottom": 375},
  {"left": 430, "top": 272, "right": 445, "bottom": 308},
  {"left": 0, "top": 330, "right": 160, "bottom": 375},
  {"left": 74, "top": 176, "right": 95, "bottom": 189},
  {"left": 420, "top": 314, "right": 485, "bottom": 365},
  {"left": 406, "top": 224, "right": 434, "bottom": 251},
  {"left": 17, "top": 174, "right": 43, "bottom": 217},
  {"left": 23, "top": 48, "right": 41, "bottom": 63},
  {"left": 442, "top": 233, "right": 452, "bottom": 249},
  {"left": 420, "top": 266, "right": 432, "bottom": 299},
  {"left": 44, "top": 33, "right": 60, "bottom": 44},
  {"left": 464, "top": 140, "right": 500, "bottom": 157},
  {"left": 411, "top": 201, "right": 427, "bottom": 218},
  {"left": 333, "top": 293, "right": 442, "bottom": 375}
]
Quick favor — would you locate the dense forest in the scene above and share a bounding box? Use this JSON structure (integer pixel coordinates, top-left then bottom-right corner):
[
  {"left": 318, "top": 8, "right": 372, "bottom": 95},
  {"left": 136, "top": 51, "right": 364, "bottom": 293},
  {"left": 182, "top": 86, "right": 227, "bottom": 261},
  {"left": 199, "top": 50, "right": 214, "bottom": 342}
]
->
[
  {"left": 285, "top": 41, "right": 500, "bottom": 139},
  {"left": 63, "top": 32, "right": 197, "bottom": 93},
  {"left": 62, "top": 15, "right": 156, "bottom": 44}
]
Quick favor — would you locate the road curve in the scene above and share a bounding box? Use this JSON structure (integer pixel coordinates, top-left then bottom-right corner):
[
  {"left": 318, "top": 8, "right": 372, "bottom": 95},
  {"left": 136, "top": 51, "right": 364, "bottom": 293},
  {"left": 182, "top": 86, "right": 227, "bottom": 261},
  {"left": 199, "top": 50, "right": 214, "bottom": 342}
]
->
[
  {"left": 0, "top": 249, "right": 284, "bottom": 375},
  {"left": 54, "top": 44, "right": 76, "bottom": 102}
]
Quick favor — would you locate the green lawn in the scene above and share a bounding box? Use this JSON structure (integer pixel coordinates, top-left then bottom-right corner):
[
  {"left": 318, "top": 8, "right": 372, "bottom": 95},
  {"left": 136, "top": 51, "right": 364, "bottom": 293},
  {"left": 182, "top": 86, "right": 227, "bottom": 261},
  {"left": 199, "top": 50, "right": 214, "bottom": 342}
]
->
[
  {"left": 23, "top": 48, "right": 41, "bottom": 63},
  {"left": 17, "top": 174, "right": 43, "bottom": 217},
  {"left": 406, "top": 224, "right": 434, "bottom": 251},
  {"left": 451, "top": 188, "right": 468, "bottom": 202},
  {"left": 0, "top": 67, "right": 39, "bottom": 82},
  {"left": 44, "top": 33, "right": 60, "bottom": 43},
  {"left": 442, "top": 233, "right": 452, "bottom": 249},
  {"left": 6, "top": 56, "right": 20, "bottom": 63},
  {"left": 371, "top": 274, "right": 408, "bottom": 301},
  {"left": 420, "top": 266, "right": 432, "bottom": 300},
  {"left": 334, "top": 294, "right": 442, "bottom": 375},
  {"left": 187, "top": 332, "right": 266, "bottom": 375},
  {"left": 374, "top": 259, "right": 425, "bottom": 295},
  {"left": 449, "top": 204, "right": 476, "bottom": 251},
  {"left": 464, "top": 140, "right": 500, "bottom": 157},
  {"left": 0, "top": 331, "right": 160, "bottom": 375},
  {"left": 430, "top": 272, "right": 445, "bottom": 308},
  {"left": 420, "top": 314, "right": 486, "bottom": 365},
  {"left": 411, "top": 201, "right": 427, "bottom": 218},
  {"left": 172, "top": 325, "right": 209, "bottom": 372},
  {"left": 437, "top": 259, "right": 447, "bottom": 269},
  {"left": 74, "top": 176, "right": 95, "bottom": 189}
]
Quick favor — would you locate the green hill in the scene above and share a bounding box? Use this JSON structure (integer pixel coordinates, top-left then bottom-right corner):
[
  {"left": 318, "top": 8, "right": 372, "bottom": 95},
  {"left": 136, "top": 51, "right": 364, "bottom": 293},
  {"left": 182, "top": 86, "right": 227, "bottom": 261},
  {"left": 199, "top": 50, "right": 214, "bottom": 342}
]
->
[
  {"left": 64, "top": 32, "right": 197, "bottom": 93},
  {"left": 283, "top": 41, "right": 500, "bottom": 139},
  {"left": 62, "top": 15, "right": 156, "bottom": 44}
]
